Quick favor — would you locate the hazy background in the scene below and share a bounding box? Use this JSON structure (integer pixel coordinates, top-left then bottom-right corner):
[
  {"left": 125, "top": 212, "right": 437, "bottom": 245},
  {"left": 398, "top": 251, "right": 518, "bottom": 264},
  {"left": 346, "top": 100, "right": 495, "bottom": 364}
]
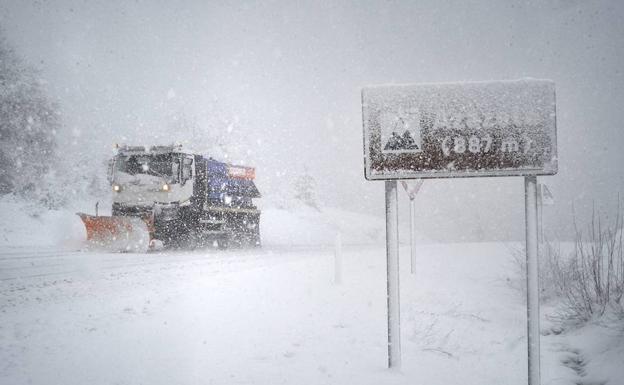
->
[{"left": 1, "top": 0, "right": 622, "bottom": 241}]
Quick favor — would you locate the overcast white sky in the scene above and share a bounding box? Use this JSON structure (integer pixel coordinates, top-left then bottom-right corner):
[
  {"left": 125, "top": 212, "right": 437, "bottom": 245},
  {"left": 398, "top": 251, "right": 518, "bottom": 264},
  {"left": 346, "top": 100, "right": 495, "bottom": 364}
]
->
[{"left": 1, "top": 0, "right": 623, "bottom": 240}]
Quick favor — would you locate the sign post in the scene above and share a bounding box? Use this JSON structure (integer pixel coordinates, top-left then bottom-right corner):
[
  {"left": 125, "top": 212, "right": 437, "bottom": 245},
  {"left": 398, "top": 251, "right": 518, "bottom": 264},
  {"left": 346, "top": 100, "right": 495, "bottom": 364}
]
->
[
  {"left": 409, "top": 199, "right": 416, "bottom": 274},
  {"left": 537, "top": 185, "right": 544, "bottom": 244},
  {"left": 362, "top": 79, "right": 557, "bottom": 381},
  {"left": 385, "top": 180, "right": 401, "bottom": 368},
  {"left": 525, "top": 176, "right": 540, "bottom": 385}
]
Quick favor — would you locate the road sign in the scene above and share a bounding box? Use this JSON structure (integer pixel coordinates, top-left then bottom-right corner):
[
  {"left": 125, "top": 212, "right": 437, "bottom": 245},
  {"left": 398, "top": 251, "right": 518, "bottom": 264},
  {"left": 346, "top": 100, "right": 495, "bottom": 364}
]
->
[
  {"left": 401, "top": 179, "right": 424, "bottom": 200},
  {"left": 362, "top": 79, "right": 557, "bottom": 180},
  {"left": 539, "top": 183, "right": 555, "bottom": 205},
  {"left": 363, "top": 79, "right": 556, "bottom": 382},
  {"left": 401, "top": 179, "right": 424, "bottom": 275}
]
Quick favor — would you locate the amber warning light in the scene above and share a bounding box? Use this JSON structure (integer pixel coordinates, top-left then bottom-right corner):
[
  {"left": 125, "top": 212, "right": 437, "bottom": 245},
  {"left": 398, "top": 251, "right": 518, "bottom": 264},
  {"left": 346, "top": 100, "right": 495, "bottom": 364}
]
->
[{"left": 227, "top": 166, "right": 255, "bottom": 180}]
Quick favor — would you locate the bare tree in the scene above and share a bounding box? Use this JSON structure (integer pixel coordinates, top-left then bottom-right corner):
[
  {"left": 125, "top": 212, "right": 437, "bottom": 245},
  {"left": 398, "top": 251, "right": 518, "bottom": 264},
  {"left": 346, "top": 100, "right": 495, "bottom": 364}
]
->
[{"left": 0, "top": 29, "right": 61, "bottom": 206}]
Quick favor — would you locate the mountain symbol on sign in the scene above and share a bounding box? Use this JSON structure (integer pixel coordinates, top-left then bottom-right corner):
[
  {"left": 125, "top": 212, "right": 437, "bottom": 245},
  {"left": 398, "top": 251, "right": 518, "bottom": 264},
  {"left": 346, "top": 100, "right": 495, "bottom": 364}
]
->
[{"left": 384, "top": 125, "right": 420, "bottom": 152}]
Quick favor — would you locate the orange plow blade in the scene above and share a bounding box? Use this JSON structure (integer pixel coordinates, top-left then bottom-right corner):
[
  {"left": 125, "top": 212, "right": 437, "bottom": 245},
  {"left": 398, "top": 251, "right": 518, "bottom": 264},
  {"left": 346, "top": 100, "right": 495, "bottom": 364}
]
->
[{"left": 77, "top": 213, "right": 155, "bottom": 252}]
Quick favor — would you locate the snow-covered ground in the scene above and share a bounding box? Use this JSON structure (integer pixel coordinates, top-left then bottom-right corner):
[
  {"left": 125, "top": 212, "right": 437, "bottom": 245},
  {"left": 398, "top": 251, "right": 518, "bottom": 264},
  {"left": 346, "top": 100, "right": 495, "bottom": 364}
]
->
[{"left": 1, "top": 199, "right": 622, "bottom": 385}]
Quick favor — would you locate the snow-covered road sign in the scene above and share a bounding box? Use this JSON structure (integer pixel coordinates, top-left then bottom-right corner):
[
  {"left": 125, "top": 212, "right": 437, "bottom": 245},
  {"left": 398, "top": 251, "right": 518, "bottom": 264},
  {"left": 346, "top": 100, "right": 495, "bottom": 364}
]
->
[
  {"left": 539, "top": 183, "right": 555, "bottom": 205},
  {"left": 401, "top": 179, "right": 423, "bottom": 200},
  {"left": 362, "top": 79, "right": 558, "bottom": 180},
  {"left": 363, "top": 79, "right": 556, "bottom": 378}
]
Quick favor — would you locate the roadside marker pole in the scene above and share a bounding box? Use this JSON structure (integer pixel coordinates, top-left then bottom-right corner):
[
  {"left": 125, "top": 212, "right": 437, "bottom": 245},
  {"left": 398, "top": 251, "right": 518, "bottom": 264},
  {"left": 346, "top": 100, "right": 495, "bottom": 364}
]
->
[
  {"left": 334, "top": 232, "right": 342, "bottom": 285},
  {"left": 525, "top": 176, "right": 541, "bottom": 385},
  {"left": 385, "top": 180, "right": 401, "bottom": 369},
  {"left": 537, "top": 184, "right": 544, "bottom": 243}
]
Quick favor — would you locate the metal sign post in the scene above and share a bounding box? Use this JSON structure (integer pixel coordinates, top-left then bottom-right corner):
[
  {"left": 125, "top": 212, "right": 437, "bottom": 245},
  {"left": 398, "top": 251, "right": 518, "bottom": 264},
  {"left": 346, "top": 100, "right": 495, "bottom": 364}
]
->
[
  {"left": 409, "top": 198, "right": 416, "bottom": 274},
  {"left": 525, "top": 176, "right": 541, "bottom": 385},
  {"left": 537, "top": 184, "right": 544, "bottom": 243},
  {"left": 385, "top": 180, "right": 401, "bottom": 369}
]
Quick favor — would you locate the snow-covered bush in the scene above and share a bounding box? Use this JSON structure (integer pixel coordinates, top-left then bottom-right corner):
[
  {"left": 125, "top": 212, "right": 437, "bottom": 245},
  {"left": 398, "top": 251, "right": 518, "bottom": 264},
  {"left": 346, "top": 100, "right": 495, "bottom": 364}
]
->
[
  {"left": 511, "top": 207, "right": 624, "bottom": 327},
  {"left": 549, "top": 209, "right": 624, "bottom": 325}
]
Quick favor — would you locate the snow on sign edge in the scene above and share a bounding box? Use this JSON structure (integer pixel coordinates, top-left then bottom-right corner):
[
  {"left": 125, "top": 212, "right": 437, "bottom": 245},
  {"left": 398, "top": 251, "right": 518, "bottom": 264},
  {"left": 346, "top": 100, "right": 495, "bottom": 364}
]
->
[{"left": 361, "top": 79, "right": 558, "bottom": 180}]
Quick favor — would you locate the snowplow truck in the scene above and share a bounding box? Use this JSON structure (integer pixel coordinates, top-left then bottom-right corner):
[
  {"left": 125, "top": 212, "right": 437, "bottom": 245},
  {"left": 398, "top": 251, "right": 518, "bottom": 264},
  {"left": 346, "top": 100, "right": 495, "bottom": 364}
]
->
[{"left": 79, "top": 145, "right": 261, "bottom": 250}]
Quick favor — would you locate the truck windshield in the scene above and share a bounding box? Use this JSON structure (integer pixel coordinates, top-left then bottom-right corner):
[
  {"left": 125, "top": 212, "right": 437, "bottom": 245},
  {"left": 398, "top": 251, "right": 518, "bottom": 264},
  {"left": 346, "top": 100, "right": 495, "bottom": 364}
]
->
[{"left": 115, "top": 154, "right": 179, "bottom": 181}]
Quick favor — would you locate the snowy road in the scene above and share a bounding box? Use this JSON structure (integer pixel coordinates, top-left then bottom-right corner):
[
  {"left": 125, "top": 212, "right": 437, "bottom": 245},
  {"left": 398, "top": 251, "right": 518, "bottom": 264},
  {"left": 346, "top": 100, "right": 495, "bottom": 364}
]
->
[
  {"left": 0, "top": 246, "right": 327, "bottom": 282},
  {"left": 0, "top": 243, "right": 575, "bottom": 385}
]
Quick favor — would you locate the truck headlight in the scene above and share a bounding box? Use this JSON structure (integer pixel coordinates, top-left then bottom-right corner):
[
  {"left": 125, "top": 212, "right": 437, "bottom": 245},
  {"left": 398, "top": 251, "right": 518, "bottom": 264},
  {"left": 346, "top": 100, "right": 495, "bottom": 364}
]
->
[
  {"left": 162, "top": 184, "right": 170, "bottom": 192},
  {"left": 112, "top": 184, "right": 121, "bottom": 192}
]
